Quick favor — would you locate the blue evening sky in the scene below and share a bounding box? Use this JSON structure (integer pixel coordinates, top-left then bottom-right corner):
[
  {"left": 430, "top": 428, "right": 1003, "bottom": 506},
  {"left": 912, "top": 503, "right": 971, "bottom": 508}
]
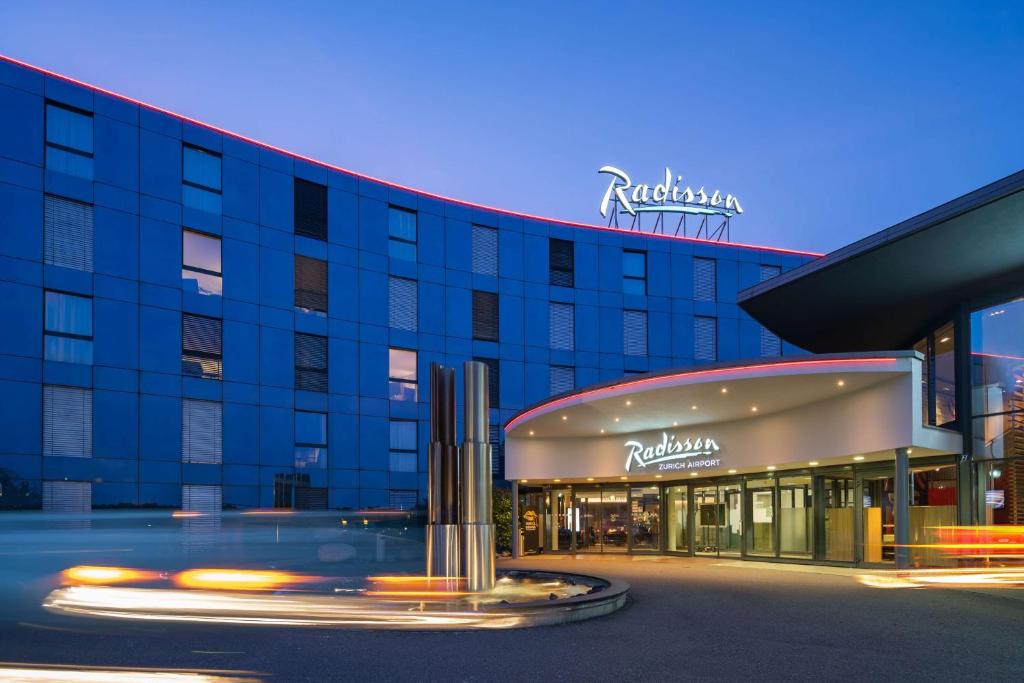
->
[{"left": 1, "top": 1, "right": 1021, "bottom": 253}]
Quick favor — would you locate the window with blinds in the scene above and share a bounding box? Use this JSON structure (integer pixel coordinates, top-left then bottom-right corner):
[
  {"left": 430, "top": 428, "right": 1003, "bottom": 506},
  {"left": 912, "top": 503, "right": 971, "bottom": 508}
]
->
[
  {"left": 471, "top": 225, "right": 498, "bottom": 276},
  {"left": 489, "top": 424, "right": 504, "bottom": 477},
  {"left": 43, "top": 385, "right": 92, "bottom": 458},
  {"left": 694, "top": 316, "right": 717, "bottom": 361},
  {"left": 389, "top": 490, "right": 418, "bottom": 510},
  {"left": 294, "top": 178, "right": 328, "bottom": 240},
  {"left": 472, "top": 290, "right": 499, "bottom": 341},
  {"left": 549, "top": 365, "right": 575, "bottom": 395},
  {"left": 549, "top": 238, "right": 574, "bottom": 287},
  {"left": 181, "top": 399, "right": 223, "bottom": 464},
  {"left": 44, "top": 195, "right": 93, "bottom": 272},
  {"left": 294, "top": 255, "right": 328, "bottom": 314},
  {"left": 475, "top": 357, "right": 500, "bottom": 408},
  {"left": 624, "top": 310, "right": 648, "bottom": 356},
  {"left": 760, "top": 326, "right": 782, "bottom": 357},
  {"left": 182, "top": 313, "right": 222, "bottom": 380},
  {"left": 182, "top": 484, "right": 222, "bottom": 512},
  {"left": 693, "top": 257, "right": 717, "bottom": 302},
  {"left": 759, "top": 264, "right": 782, "bottom": 282},
  {"left": 295, "top": 333, "right": 328, "bottom": 392},
  {"left": 388, "top": 277, "right": 417, "bottom": 331},
  {"left": 43, "top": 481, "right": 91, "bottom": 513},
  {"left": 549, "top": 302, "right": 574, "bottom": 350}
]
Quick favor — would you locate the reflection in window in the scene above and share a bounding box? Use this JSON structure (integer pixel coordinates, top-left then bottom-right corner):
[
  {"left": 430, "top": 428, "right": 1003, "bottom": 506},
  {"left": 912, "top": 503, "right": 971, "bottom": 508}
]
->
[
  {"left": 623, "top": 250, "right": 647, "bottom": 295},
  {"left": 971, "top": 297, "right": 1024, "bottom": 420},
  {"left": 45, "top": 102, "right": 93, "bottom": 179},
  {"left": 389, "top": 419, "right": 417, "bottom": 472},
  {"left": 914, "top": 321, "right": 956, "bottom": 427},
  {"left": 182, "top": 230, "right": 222, "bottom": 296},
  {"left": 388, "top": 206, "right": 417, "bottom": 261},
  {"left": 182, "top": 145, "right": 222, "bottom": 214},
  {"left": 665, "top": 486, "right": 688, "bottom": 552},
  {"left": 295, "top": 411, "right": 327, "bottom": 469},
  {"left": 388, "top": 348, "right": 418, "bottom": 401},
  {"left": 44, "top": 291, "right": 93, "bottom": 364}
]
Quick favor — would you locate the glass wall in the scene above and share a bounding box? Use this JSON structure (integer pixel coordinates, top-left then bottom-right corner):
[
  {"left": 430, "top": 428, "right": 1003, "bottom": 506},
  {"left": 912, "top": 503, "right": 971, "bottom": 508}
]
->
[
  {"left": 746, "top": 478, "right": 775, "bottom": 556},
  {"left": 779, "top": 476, "right": 813, "bottom": 558},
  {"left": 547, "top": 487, "right": 573, "bottom": 552},
  {"left": 719, "top": 482, "right": 743, "bottom": 555},
  {"left": 694, "top": 486, "right": 718, "bottom": 555},
  {"left": 822, "top": 475, "right": 854, "bottom": 561},
  {"left": 915, "top": 321, "right": 957, "bottom": 427},
  {"left": 860, "top": 470, "right": 896, "bottom": 563},
  {"left": 666, "top": 486, "right": 688, "bottom": 552},
  {"left": 630, "top": 486, "right": 661, "bottom": 551},
  {"left": 909, "top": 464, "right": 957, "bottom": 567}
]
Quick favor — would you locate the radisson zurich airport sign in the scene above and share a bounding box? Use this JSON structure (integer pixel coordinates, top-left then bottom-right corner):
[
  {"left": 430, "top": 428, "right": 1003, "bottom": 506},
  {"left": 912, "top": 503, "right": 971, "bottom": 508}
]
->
[
  {"left": 624, "top": 432, "right": 721, "bottom": 472},
  {"left": 599, "top": 166, "right": 743, "bottom": 219}
]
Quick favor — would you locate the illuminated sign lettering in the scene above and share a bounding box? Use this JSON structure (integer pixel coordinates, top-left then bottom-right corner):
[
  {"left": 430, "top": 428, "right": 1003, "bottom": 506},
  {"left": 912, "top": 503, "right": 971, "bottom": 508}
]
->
[
  {"left": 599, "top": 166, "right": 743, "bottom": 219},
  {"left": 623, "top": 432, "right": 721, "bottom": 472}
]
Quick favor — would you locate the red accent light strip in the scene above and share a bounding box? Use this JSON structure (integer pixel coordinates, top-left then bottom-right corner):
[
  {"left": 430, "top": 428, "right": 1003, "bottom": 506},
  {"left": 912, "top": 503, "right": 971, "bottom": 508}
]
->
[
  {"left": 0, "top": 53, "right": 822, "bottom": 258},
  {"left": 504, "top": 357, "right": 901, "bottom": 432}
]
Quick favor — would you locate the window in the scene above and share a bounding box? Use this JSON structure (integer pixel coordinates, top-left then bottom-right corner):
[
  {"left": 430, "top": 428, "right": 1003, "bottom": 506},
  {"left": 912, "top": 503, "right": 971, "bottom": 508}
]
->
[
  {"left": 693, "top": 257, "right": 717, "bottom": 302},
  {"left": 549, "top": 302, "right": 574, "bottom": 350},
  {"left": 624, "top": 310, "right": 648, "bottom": 356},
  {"left": 182, "top": 484, "right": 222, "bottom": 513},
  {"left": 760, "top": 327, "right": 781, "bottom": 357},
  {"left": 295, "top": 411, "right": 327, "bottom": 469},
  {"left": 388, "top": 277, "right": 417, "bottom": 331},
  {"left": 489, "top": 424, "right": 504, "bottom": 477},
  {"left": 475, "top": 357, "right": 500, "bottom": 408},
  {"left": 45, "top": 102, "right": 93, "bottom": 179},
  {"left": 44, "top": 291, "right": 92, "bottom": 364},
  {"left": 181, "top": 399, "right": 222, "bottom": 464},
  {"left": 182, "top": 313, "right": 222, "bottom": 380},
  {"left": 295, "top": 255, "right": 327, "bottom": 314},
  {"left": 294, "top": 178, "right": 328, "bottom": 240},
  {"left": 472, "top": 225, "right": 498, "bottom": 276},
  {"left": 389, "top": 490, "right": 418, "bottom": 510},
  {"left": 972, "top": 299, "right": 1024, "bottom": 428},
  {"left": 472, "top": 290, "right": 499, "bottom": 341},
  {"left": 182, "top": 144, "right": 222, "bottom": 214},
  {"left": 388, "top": 206, "right": 417, "bottom": 261},
  {"left": 44, "top": 195, "right": 93, "bottom": 271},
  {"left": 389, "top": 348, "right": 418, "bottom": 401},
  {"left": 43, "top": 385, "right": 92, "bottom": 458},
  {"left": 295, "top": 333, "right": 328, "bottom": 392},
  {"left": 760, "top": 264, "right": 781, "bottom": 282},
  {"left": 916, "top": 321, "right": 957, "bottom": 428},
  {"left": 389, "top": 419, "right": 417, "bottom": 472},
  {"left": 549, "top": 365, "right": 574, "bottom": 395},
  {"left": 43, "top": 481, "right": 91, "bottom": 513},
  {"left": 549, "top": 238, "right": 574, "bottom": 287},
  {"left": 182, "top": 230, "right": 223, "bottom": 296},
  {"left": 623, "top": 250, "right": 647, "bottom": 295},
  {"left": 694, "top": 316, "right": 717, "bottom": 361}
]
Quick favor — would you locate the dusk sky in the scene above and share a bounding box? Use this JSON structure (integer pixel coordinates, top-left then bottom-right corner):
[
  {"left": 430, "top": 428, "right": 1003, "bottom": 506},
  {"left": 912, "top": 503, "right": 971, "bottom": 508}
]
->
[{"left": 1, "top": 1, "right": 1021, "bottom": 253}]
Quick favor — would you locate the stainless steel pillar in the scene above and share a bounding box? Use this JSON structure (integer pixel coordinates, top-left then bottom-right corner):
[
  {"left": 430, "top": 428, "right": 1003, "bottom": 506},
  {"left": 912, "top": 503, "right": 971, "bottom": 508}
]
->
[
  {"left": 511, "top": 480, "right": 520, "bottom": 559},
  {"left": 461, "top": 361, "right": 495, "bottom": 592},
  {"left": 894, "top": 447, "right": 911, "bottom": 569},
  {"left": 426, "top": 364, "right": 460, "bottom": 578}
]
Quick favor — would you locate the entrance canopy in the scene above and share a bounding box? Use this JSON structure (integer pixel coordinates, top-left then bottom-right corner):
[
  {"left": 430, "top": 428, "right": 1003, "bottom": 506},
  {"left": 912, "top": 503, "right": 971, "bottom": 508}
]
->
[{"left": 504, "top": 353, "right": 960, "bottom": 483}]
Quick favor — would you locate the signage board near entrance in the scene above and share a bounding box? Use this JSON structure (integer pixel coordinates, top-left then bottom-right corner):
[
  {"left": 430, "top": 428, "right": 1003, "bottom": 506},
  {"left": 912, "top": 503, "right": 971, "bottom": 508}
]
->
[{"left": 624, "top": 432, "right": 721, "bottom": 472}]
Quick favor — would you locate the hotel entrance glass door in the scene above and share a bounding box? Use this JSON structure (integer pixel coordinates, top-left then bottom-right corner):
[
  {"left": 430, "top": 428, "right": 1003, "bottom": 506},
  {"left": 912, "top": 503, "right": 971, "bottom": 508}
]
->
[
  {"left": 574, "top": 488, "right": 629, "bottom": 553},
  {"left": 858, "top": 470, "right": 896, "bottom": 564}
]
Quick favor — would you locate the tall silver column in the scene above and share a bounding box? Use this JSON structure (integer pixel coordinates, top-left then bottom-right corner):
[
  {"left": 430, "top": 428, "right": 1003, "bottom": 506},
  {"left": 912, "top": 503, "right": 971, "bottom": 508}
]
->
[
  {"left": 894, "top": 447, "right": 911, "bottom": 569},
  {"left": 426, "top": 364, "right": 460, "bottom": 578},
  {"left": 461, "top": 361, "right": 495, "bottom": 592}
]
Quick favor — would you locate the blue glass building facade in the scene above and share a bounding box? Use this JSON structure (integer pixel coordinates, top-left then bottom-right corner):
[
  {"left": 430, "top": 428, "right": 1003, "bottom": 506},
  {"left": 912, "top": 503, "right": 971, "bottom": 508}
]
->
[{"left": 0, "top": 57, "right": 815, "bottom": 511}]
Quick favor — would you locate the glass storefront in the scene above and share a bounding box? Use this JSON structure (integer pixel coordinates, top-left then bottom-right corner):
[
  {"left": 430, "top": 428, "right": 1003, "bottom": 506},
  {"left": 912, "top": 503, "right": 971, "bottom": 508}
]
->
[
  {"left": 779, "top": 475, "right": 813, "bottom": 558},
  {"left": 745, "top": 478, "right": 775, "bottom": 556},
  {"left": 859, "top": 469, "right": 895, "bottom": 564},
  {"left": 822, "top": 474, "right": 854, "bottom": 562},
  {"left": 666, "top": 486, "right": 688, "bottom": 552},
  {"left": 630, "top": 486, "right": 661, "bottom": 551}
]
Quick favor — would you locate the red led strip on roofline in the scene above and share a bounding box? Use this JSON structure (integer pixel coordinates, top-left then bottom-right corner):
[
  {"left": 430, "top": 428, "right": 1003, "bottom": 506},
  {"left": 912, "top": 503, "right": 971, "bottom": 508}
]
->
[
  {"left": 0, "top": 53, "right": 822, "bottom": 258},
  {"left": 503, "top": 357, "right": 902, "bottom": 433}
]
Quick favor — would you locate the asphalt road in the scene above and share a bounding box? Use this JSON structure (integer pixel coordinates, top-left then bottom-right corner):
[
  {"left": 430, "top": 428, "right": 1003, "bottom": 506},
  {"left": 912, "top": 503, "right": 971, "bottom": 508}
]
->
[{"left": 2, "top": 555, "right": 1023, "bottom": 682}]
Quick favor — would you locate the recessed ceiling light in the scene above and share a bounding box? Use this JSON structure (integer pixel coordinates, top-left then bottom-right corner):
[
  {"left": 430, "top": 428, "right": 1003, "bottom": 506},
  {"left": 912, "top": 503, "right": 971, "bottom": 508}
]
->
[
  {"left": 553, "top": 479, "right": 561, "bottom": 483},
  {"left": 767, "top": 465, "right": 776, "bottom": 471},
  {"left": 853, "top": 455, "right": 865, "bottom": 461},
  {"left": 689, "top": 472, "right": 698, "bottom": 477},
  {"left": 721, "top": 387, "right": 728, "bottom": 394},
  {"left": 625, "top": 400, "right": 632, "bottom": 406},
  {"left": 586, "top": 477, "right": 594, "bottom": 482},
  {"left": 940, "top": 337, "right": 950, "bottom": 343},
  {"left": 691, "top": 405, "right": 698, "bottom": 410},
  {"left": 906, "top": 448, "right": 913, "bottom": 454},
  {"left": 727, "top": 469, "right": 737, "bottom": 474},
  {"left": 561, "top": 415, "right": 568, "bottom": 421},
  {"left": 654, "top": 474, "right": 663, "bottom": 479},
  {"left": 614, "top": 417, "right": 620, "bottom": 422},
  {"left": 809, "top": 461, "right": 819, "bottom": 466},
  {"left": 751, "top": 406, "right": 758, "bottom": 412},
  {"left": 837, "top": 379, "right": 845, "bottom": 387},
  {"left": 521, "top": 479, "right": 528, "bottom": 483},
  {"left": 619, "top": 476, "right": 628, "bottom": 480},
  {"left": 529, "top": 430, "right": 534, "bottom": 436},
  {"left": 672, "top": 421, "right": 678, "bottom": 427},
  {"left": 600, "top": 428, "right": 605, "bottom": 434}
]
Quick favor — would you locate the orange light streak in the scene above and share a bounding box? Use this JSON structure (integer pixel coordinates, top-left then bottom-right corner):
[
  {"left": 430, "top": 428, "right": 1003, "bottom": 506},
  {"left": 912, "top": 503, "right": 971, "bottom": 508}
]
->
[
  {"left": 63, "top": 566, "right": 160, "bottom": 585},
  {"left": 174, "top": 569, "right": 318, "bottom": 591}
]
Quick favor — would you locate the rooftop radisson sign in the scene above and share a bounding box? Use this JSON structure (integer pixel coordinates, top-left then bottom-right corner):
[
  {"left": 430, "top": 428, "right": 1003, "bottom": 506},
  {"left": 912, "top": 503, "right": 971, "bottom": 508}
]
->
[
  {"left": 599, "top": 166, "right": 743, "bottom": 219},
  {"left": 624, "top": 432, "right": 721, "bottom": 473}
]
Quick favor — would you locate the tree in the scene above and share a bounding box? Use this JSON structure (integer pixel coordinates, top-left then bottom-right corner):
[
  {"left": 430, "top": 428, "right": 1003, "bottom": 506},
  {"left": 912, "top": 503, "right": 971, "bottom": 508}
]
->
[{"left": 493, "top": 487, "right": 513, "bottom": 554}]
